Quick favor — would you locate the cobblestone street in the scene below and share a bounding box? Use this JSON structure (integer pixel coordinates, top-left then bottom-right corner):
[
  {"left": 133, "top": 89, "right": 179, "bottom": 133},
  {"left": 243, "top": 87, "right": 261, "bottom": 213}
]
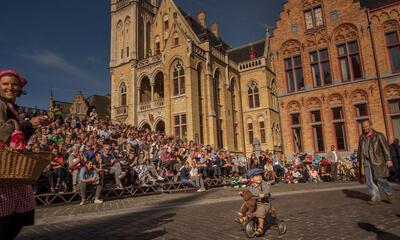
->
[{"left": 17, "top": 182, "right": 400, "bottom": 240}]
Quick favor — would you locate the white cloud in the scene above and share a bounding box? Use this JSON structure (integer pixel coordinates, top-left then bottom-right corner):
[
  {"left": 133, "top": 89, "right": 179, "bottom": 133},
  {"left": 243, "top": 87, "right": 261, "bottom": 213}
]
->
[{"left": 20, "top": 50, "right": 96, "bottom": 82}]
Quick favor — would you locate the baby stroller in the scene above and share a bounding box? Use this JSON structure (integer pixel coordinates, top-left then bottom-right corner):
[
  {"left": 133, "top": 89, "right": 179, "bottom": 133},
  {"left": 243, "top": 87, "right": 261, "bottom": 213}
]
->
[{"left": 241, "top": 194, "right": 287, "bottom": 238}]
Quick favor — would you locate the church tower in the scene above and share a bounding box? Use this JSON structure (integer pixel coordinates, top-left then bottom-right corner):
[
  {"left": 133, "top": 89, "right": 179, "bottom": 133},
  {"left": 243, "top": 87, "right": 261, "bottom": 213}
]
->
[{"left": 109, "top": 0, "right": 157, "bottom": 124}]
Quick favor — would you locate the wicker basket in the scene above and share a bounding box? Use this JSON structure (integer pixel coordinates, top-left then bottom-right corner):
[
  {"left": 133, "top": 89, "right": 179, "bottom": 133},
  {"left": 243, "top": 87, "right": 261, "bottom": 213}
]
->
[{"left": 0, "top": 148, "right": 53, "bottom": 186}]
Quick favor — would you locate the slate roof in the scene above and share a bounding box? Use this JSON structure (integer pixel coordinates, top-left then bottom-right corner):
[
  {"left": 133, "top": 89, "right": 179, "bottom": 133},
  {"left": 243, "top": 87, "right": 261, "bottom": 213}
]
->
[
  {"left": 358, "top": 0, "right": 400, "bottom": 9},
  {"left": 177, "top": 7, "right": 230, "bottom": 51},
  {"left": 227, "top": 39, "right": 266, "bottom": 63}
]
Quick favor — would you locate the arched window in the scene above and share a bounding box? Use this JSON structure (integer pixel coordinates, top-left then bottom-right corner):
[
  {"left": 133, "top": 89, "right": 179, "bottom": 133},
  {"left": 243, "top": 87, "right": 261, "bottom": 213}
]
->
[
  {"left": 172, "top": 61, "right": 185, "bottom": 96},
  {"left": 119, "top": 82, "right": 127, "bottom": 106},
  {"left": 173, "top": 32, "right": 179, "bottom": 46},
  {"left": 117, "top": 20, "right": 124, "bottom": 59},
  {"left": 248, "top": 81, "right": 260, "bottom": 108},
  {"left": 271, "top": 80, "right": 278, "bottom": 111}
]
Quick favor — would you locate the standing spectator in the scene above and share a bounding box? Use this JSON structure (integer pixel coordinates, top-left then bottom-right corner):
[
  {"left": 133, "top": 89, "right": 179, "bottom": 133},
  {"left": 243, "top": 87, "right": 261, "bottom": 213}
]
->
[
  {"left": 389, "top": 139, "right": 400, "bottom": 181},
  {"left": 68, "top": 144, "right": 83, "bottom": 192},
  {"left": 357, "top": 120, "right": 394, "bottom": 205},
  {"left": 327, "top": 145, "right": 339, "bottom": 181},
  {"left": 78, "top": 161, "right": 103, "bottom": 205}
]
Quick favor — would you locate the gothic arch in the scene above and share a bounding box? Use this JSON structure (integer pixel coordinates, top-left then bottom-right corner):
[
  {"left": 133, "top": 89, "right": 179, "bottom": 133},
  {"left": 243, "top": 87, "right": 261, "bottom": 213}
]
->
[
  {"left": 139, "top": 121, "right": 152, "bottom": 131},
  {"left": 332, "top": 23, "right": 359, "bottom": 43}
]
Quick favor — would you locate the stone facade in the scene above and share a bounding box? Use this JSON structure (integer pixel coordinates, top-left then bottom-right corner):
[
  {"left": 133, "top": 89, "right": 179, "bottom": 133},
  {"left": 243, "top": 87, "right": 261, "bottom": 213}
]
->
[
  {"left": 271, "top": 0, "right": 400, "bottom": 157},
  {"left": 109, "top": 0, "right": 280, "bottom": 154}
]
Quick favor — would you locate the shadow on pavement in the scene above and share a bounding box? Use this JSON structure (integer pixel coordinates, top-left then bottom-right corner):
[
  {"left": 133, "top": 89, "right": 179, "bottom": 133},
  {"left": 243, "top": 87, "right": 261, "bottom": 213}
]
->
[
  {"left": 342, "top": 189, "right": 370, "bottom": 201},
  {"left": 19, "top": 190, "right": 217, "bottom": 240},
  {"left": 358, "top": 222, "right": 400, "bottom": 240}
]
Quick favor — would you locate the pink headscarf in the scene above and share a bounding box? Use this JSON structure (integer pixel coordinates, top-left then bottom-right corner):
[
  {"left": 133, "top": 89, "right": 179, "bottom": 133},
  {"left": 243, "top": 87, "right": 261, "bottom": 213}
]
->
[{"left": 0, "top": 69, "right": 28, "bottom": 88}]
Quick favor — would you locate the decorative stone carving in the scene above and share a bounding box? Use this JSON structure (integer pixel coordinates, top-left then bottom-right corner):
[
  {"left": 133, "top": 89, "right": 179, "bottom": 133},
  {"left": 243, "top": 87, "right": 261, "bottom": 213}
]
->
[
  {"left": 385, "top": 84, "right": 400, "bottom": 98},
  {"left": 333, "top": 24, "right": 358, "bottom": 43},
  {"left": 328, "top": 94, "right": 343, "bottom": 106},
  {"left": 351, "top": 90, "right": 368, "bottom": 103},
  {"left": 306, "top": 97, "right": 322, "bottom": 109},
  {"left": 280, "top": 39, "right": 302, "bottom": 56},
  {"left": 287, "top": 101, "right": 301, "bottom": 113},
  {"left": 383, "top": 20, "right": 399, "bottom": 33}
]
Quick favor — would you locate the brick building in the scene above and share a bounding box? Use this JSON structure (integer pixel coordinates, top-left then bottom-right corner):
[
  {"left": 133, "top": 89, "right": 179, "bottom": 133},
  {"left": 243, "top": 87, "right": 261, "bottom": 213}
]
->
[{"left": 271, "top": 0, "right": 400, "bottom": 157}]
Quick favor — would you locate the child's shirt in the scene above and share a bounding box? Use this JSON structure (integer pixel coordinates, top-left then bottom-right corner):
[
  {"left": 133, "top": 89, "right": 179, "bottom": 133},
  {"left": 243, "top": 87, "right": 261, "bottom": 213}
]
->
[{"left": 248, "top": 180, "right": 271, "bottom": 199}]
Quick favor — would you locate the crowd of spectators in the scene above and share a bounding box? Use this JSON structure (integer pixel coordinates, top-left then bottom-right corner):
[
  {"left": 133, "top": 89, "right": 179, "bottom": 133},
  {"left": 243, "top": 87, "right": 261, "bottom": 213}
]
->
[{"left": 21, "top": 109, "right": 374, "bottom": 205}]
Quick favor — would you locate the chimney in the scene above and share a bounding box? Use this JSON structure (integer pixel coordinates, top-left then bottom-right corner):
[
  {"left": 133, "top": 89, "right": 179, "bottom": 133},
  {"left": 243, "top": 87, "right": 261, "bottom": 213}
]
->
[
  {"left": 151, "top": 0, "right": 158, "bottom": 7},
  {"left": 211, "top": 21, "right": 219, "bottom": 38},
  {"left": 197, "top": 11, "right": 206, "bottom": 28}
]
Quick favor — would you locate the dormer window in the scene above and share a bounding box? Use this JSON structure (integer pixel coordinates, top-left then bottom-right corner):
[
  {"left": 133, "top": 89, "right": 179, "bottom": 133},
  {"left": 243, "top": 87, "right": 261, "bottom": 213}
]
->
[{"left": 304, "top": 6, "right": 324, "bottom": 31}]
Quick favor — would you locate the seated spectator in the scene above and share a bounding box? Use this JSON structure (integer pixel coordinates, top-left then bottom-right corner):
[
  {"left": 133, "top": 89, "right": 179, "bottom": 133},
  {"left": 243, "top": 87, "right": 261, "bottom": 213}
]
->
[
  {"left": 308, "top": 167, "right": 321, "bottom": 183},
  {"left": 320, "top": 167, "right": 332, "bottom": 182},
  {"left": 101, "top": 144, "right": 126, "bottom": 189},
  {"left": 78, "top": 161, "right": 103, "bottom": 205},
  {"left": 179, "top": 162, "right": 205, "bottom": 192},
  {"left": 283, "top": 168, "right": 294, "bottom": 184}
]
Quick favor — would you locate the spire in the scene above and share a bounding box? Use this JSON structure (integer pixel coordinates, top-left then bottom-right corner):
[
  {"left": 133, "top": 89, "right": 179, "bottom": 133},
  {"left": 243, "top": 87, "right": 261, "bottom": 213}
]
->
[
  {"left": 264, "top": 24, "right": 270, "bottom": 57},
  {"left": 49, "top": 88, "right": 55, "bottom": 113}
]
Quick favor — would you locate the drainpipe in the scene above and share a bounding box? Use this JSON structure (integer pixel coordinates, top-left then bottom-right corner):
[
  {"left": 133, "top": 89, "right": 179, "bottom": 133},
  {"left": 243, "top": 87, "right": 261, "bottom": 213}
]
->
[{"left": 366, "top": 9, "right": 390, "bottom": 138}]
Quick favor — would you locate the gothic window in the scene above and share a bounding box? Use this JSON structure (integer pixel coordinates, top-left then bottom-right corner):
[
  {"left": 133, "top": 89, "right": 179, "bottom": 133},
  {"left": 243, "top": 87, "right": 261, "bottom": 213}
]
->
[
  {"left": 259, "top": 117, "right": 266, "bottom": 144},
  {"left": 355, "top": 103, "right": 369, "bottom": 135},
  {"left": 310, "top": 48, "right": 331, "bottom": 87},
  {"left": 311, "top": 110, "right": 324, "bottom": 152},
  {"left": 332, "top": 107, "right": 347, "bottom": 150},
  {"left": 285, "top": 55, "right": 304, "bottom": 92},
  {"left": 337, "top": 41, "right": 362, "bottom": 81},
  {"left": 247, "top": 119, "right": 254, "bottom": 145},
  {"left": 290, "top": 113, "right": 303, "bottom": 152},
  {"left": 173, "top": 61, "right": 185, "bottom": 96},
  {"left": 174, "top": 114, "right": 187, "bottom": 139},
  {"left": 304, "top": 6, "right": 324, "bottom": 30},
  {"left": 386, "top": 31, "right": 400, "bottom": 73},
  {"left": 248, "top": 81, "right": 260, "bottom": 109}
]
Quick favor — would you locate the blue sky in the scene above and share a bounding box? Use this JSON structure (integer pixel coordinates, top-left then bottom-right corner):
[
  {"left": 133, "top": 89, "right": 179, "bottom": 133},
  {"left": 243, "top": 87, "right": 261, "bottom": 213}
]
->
[{"left": 0, "top": 0, "right": 285, "bottom": 109}]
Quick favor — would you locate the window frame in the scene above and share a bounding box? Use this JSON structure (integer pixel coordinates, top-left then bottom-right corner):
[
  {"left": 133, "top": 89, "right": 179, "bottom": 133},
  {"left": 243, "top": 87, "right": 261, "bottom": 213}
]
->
[
  {"left": 284, "top": 55, "right": 304, "bottom": 93},
  {"left": 355, "top": 103, "right": 369, "bottom": 135},
  {"left": 337, "top": 41, "right": 363, "bottom": 82},
  {"left": 248, "top": 81, "right": 260, "bottom": 109},
  {"left": 119, "top": 82, "right": 127, "bottom": 106},
  {"left": 310, "top": 110, "right": 325, "bottom": 152},
  {"left": 310, "top": 48, "right": 332, "bottom": 87},
  {"left": 259, "top": 120, "right": 266, "bottom": 144},
  {"left": 386, "top": 31, "right": 400, "bottom": 74},
  {"left": 304, "top": 5, "right": 324, "bottom": 31},
  {"left": 172, "top": 61, "right": 185, "bottom": 96},
  {"left": 331, "top": 106, "right": 348, "bottom": 151},
  {"left": 174, "top": 114, "right": 187, "bottom": 139},
  {"left": 248, "top": 121, "right": 254, "bottom": 145},
  {"left": 290, "top": 112, "right": 303, "bottom": 153}
]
